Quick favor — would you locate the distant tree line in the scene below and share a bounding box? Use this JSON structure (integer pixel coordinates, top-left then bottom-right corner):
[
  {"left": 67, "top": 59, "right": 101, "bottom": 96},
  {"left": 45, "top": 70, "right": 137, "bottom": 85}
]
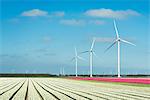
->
[{"left": 0, "top": 73, "right": 58, "bottom": 77}]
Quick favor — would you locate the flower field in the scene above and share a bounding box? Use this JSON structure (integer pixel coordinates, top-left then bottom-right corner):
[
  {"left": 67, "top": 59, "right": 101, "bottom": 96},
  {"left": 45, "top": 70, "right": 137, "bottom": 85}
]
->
[
  {"left": 69, "top": 77, "right": 150, "bottom": 84},
  {"left": 0, "top": 78, "right": 150, "bottom": 100}
]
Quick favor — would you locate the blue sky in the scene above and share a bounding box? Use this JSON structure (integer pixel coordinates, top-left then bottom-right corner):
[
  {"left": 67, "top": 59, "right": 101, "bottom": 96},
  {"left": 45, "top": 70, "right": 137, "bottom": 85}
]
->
[{"left": 0, "top": 0, "right": 150, "bottom": 74}]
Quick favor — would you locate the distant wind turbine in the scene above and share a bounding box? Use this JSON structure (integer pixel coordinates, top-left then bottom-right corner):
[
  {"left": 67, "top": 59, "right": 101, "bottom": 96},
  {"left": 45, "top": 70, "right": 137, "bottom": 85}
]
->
[
  {"left": 82, "top": 38, "right": 97, "bottom": 77},
  {"left": 60, "top": 66, "right": 65, "bottom": 76},
  {"left": 62, "top": 66, "right": 65, "bottom": 76},
  {"left": 71, "top": 47, "right": 85, "bottom": 77},
  {"left": 105, "top": 20, "right": 136, "bottom": 78}
]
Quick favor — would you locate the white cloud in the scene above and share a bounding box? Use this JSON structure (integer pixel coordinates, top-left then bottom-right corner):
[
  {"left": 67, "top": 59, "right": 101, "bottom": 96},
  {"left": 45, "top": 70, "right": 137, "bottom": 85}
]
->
[
  {"left": 60, "top": 19, "right": 85, "bottom": 26},
  {"left": 51, "top": 11, "right": 65, "bottom": 17},
  {"left": 21, "top": 9, "right": 48, "bottom": 17},
  {"left": 21, "top": 9, "right": 65, "bottom": 17},
  {"left": 85, "top": 8, "right": 141, "bottom": 19},
  {"left": 89, "top": 20, "right": 105, "bottom": 25}
]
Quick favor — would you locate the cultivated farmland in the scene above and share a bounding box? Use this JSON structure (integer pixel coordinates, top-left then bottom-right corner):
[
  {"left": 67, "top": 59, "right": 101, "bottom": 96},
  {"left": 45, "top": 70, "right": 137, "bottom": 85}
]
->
[{"left": 0, "top": 78, "right": 150, "bottom": 100}]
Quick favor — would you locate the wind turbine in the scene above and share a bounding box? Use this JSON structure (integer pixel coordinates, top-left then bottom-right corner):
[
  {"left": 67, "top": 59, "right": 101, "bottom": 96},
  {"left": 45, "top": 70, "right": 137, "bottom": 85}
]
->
[
  {"left": 82, "top": 38, "right": 96, "bottom": 77},
  {"left": 105, "top": 20, "right": 136, "bottom": 78},
  {"left": 71, "top": 47, "right": 85, "bottom": 77},
  {"left": 60, "top": 66, "right": 65, "bottom": 76},
  {"left": 62, "top": 66, "right": 65, "bottom": 76}
]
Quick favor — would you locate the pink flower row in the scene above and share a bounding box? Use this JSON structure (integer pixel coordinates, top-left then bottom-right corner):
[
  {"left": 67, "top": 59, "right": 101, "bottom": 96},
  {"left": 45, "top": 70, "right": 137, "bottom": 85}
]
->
[{"left": 69, "top": 77, "right": 150, "bottom": 84}]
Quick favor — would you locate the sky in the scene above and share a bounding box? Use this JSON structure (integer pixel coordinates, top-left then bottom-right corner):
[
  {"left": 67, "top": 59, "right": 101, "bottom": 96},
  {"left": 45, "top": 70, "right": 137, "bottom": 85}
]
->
[{"left": 0, "top": 0, "right": 150, "bottom": 75}]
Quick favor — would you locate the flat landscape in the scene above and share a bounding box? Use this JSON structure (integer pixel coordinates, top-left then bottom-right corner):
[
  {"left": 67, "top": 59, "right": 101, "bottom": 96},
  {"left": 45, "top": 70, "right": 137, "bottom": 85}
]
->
[{"left": 0, "top": 78, "right": 150, "bottom": 100}]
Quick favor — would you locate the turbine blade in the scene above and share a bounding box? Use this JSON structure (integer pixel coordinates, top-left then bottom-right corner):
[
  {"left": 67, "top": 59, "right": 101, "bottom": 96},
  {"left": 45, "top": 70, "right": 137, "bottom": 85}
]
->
[
  {"left": 74, "top": 47, "right": 77, "bottom": 56},
  {"left": 120, "top": 39, "right": 136, "bottom": 46},
  {"left": 80, "top": 51, "right": 89, "bottom": 54},
  {"left": 90, "top": 38, "right": 96, "bottom": 51},
  {"left": 93, "top": 51, "right": 96, "bottom": 56},
  {"left": 93, "top": 51, "right": 99, "bottom": 58},
  {"left": 70, "top": 57, "right": 75, "bottom": 62},
  {"left": 113, "top": 20, "right": 119, "bottom": 38},
  {"left": 77, "top": 56, "right": 86, "bottom": 61},
  {"left": 104, "top": 40, "right": 117, "bottom": 52},
  {"left": 93, "top": 51, "right": 104, "bottom": 62}
]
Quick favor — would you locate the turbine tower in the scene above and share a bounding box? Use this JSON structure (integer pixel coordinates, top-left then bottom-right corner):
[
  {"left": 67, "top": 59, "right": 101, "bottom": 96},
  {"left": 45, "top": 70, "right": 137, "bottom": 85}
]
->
[
  {"left": 72, "top": 47, "right": 85, "bottom": 77},
  {"left": 105, "top": 20, "right": 136, "bottom": 78},
  {"left": 82, "top": 38, "right": 96, "bottom": 77}
]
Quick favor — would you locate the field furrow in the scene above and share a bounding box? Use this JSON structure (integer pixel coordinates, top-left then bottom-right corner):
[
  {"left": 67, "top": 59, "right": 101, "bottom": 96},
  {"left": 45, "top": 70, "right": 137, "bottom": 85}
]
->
[{"left": 0, "top": 78, "right": 149, "bottom": 100}]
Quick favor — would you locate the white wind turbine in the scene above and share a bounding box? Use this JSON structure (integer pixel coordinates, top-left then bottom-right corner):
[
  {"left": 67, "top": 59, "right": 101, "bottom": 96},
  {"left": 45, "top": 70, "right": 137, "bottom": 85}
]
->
[
  {"left": 72, "top": 47, "right": 85, "bottom": 77},
  {"left": 82, "top": 38, "right": 96, "bottom": 77},
  {"left": 105, "top": 20, "right": 136, "bottom": 78}
]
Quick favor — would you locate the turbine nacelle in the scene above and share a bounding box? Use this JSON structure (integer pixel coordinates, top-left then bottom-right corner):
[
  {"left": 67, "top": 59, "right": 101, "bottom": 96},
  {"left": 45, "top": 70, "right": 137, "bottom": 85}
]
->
[
  {"left": 117, "top": 38, "right": 120, "bottom": 41},
  {"left": 90, "top": 50, "right": 93, "bottom": 53}
]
